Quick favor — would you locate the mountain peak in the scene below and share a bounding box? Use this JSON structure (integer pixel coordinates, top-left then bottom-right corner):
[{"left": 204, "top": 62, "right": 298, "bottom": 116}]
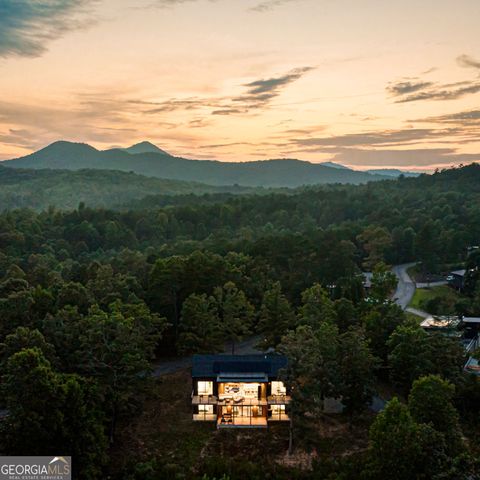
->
[
  {"left": 320, "top": 161, "right": 351, "bottom": 170},
  {"left": 124, "top": 141, "right": 169, "bottom": 155},
  {"left": 43, "top": 140, "right": 98, "bottom": 152}
]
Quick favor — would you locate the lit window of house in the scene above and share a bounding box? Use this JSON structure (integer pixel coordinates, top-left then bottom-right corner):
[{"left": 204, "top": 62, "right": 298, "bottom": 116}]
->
[
  {"left": 271, "top": 381, "right": 286, "bottom": 396},
  {"left": 197, "top": 381, "right": 213, "bottom": 395}
]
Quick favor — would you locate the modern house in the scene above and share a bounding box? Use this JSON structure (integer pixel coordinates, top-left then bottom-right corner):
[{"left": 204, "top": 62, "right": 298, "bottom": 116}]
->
[{"left": 191, "top": 354, "right": 290, "bottom": 428}]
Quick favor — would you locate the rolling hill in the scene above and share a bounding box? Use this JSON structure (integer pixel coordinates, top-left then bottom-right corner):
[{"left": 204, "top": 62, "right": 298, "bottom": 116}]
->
[
  {"left": 0, "top": 165, "right": 256, "bottom": 211},
  {"left": 3, "top": 141, "right": 391, "bottom": 187}
]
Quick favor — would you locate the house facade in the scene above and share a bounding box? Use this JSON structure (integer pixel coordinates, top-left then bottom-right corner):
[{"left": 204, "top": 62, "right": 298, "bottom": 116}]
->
[{"left": 192, "top": 354, "right": 290, "bottom": 428}]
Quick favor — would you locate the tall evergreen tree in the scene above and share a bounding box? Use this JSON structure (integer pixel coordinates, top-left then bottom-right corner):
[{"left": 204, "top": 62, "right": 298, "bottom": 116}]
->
[
  {"left": 257, "top": 282, "right": 295, "bottom": 350},
  {"left": 214, "top": 282, "right": 254, "bottom": 354},
  {"left": 177, "top": 293, "right": 223, "bottom": 354},
  {"left": 337, "top": 326, "right": 377, "bottom": 417},
  {"left": 297, "top": 283, "right": 336, "bottom": 328},
  {"left": 278, "top": 323, "right": 340, "bottom": 453}
]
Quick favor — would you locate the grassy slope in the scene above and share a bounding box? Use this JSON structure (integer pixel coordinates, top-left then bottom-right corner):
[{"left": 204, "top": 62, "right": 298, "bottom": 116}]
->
[{"left": 409, "top": 285, "right": 459, "bottom": 311}]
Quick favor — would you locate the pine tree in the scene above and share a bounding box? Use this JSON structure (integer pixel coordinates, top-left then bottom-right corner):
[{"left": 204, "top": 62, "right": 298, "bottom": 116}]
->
[
  {"left": 177, "top": 293, "right": 223, "bottom": 354},
  {"left": 214, "top": 282, "right": 254, "bottom": 354},
  {"left": 257, "top": 282, "right": 295, "bottom": 350}
]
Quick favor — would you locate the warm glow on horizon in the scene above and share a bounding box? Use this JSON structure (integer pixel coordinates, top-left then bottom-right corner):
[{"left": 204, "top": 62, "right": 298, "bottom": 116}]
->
[{"left": 1, "top": 0, "right": 480, "bottom": 171}]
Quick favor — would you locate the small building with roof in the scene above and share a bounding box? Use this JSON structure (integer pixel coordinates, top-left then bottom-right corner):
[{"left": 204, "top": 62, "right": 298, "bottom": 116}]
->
[{"left": 447, "top": 269, "right": 467, "bottom": 291}]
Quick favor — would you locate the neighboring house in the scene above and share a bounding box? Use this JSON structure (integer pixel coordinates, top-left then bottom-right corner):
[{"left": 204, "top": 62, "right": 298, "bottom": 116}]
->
[
  {"left": 447, "top": 269, "right": 466, "bottom": 291},
  {"left": 462, "top": 317, "right": 480, "bottom": 376},
  {"left": 419, "top": 315, "right": 480, "bottom": 374},
  {"left": 420, "top": 315, "right": 461, "bottom": 336},
  {"left": 462, "top": 317, "right": 480, "bottom": 349},
  {"left": 191, "top": 354, "right": 290, "bottom": 428}
]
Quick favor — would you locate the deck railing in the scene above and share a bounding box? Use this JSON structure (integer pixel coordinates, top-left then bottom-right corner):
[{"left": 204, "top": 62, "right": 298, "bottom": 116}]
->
[
  {"left": 267, "top": 394, "right": 291, "bottom": 404},
  {"left": 193, "top": 413, "right": 216, "bottom": 421},
  {"left": 192, "top": 394, "right": 291, "bottom": 405},
  {"left": 192, "top": 394, "right": 218, "bottom": 405}
]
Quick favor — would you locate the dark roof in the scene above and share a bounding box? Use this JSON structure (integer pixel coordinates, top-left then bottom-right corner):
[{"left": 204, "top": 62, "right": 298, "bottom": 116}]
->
[
  {"left": 463, "top": 317, "right": 480, "bottom": 324},
  {"left": 192, "top": 354, "right": 287, "bottom": 379}
]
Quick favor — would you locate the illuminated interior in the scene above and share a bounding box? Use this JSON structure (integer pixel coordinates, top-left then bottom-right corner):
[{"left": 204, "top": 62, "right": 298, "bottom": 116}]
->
[{"left": 197, "top": 381, "right": 213, "bottom": 396}]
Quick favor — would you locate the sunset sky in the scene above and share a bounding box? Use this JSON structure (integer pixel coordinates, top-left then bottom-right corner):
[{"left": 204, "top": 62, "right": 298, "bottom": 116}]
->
[{"left": 0, "top": 0, "right": 479, "bottom": 171}]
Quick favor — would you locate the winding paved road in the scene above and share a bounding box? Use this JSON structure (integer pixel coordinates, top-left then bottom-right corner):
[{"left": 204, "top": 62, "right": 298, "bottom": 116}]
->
[
  {"left": 391, "top": 263, "right": 417, "bottom": 310},
  {"left": 391, "top": 263, "right": 446, "bottom": 318}
]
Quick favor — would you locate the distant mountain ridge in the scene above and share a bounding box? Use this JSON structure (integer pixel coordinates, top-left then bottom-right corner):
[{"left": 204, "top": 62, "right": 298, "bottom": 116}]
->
[
  {"left": 320, "top": 161, "right": 419, "bottom": 177},
  {"left": 0, "top": 164, "right": 255, "bottom": 211},
  {"left": 365, "top": 168, "right": 419, "bottom": 178},
  {"left": 3, "top": 140, "right": 394, "bottom": 187}
]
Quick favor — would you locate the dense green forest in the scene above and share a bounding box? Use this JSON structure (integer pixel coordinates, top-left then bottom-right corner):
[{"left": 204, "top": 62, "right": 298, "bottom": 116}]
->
[{"left": 0, "top": 164, "right": 479, "bottom": 479}]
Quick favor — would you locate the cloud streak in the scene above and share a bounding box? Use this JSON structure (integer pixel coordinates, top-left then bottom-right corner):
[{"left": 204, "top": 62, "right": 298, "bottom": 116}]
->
[
  {"left": 457, "top": 54, "right": 480, "bottom": 70},
  {"left": 387, "top": 56, "right": 480, "bottom": 103},
  {"left": 330, "top": 148, "right": 480, "bottom": 169},
  {"left": 395, "top": 83, "right": 480, "bottom": 103},
  {"left": 414, "top": 109, "right": 480, "bottom": 126},
  {"left": 280, "top": 124, "right": 480, "bottom": 170},
  {"left": 0, "top": 0, "right": 97, "bottom": 58},
  {"left": 145, "top": 0, "right": 303, "bottom": 12},
  {"left": 249, "top": 0, "right": 302, "bottom": 13},
  {"left": 289, "top": 128, "right": 469, "bottom": 149},
  {"left": 386, "top": 80, "right": 434, "bottom": 97},
  {"left": 387, "top": 77, "right": 480, "bottom": 103},
  {"left": 133, "top": 66, "right": 314, "bottom": 116}
]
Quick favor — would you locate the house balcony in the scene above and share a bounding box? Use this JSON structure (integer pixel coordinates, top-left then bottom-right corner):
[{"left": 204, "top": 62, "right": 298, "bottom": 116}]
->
[
  {"left": 192, "top": 394, "right": 218, "bottom": 405},
  {"left": 267, "top": 394, "right": 291, "bottom": 405},
  {"left": 192, "top": 394, "right": 291, "bottom": 406},
  {"left": 192, "top": 395, "right": 270, "bottom": 406},
  {"left": 193, "top": 413, "right": 217, "bottom": 421}
]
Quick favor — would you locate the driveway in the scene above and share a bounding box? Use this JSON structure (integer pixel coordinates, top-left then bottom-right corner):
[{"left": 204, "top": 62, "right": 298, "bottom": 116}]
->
[
  {"left": 391, "top": 263, "right": 439, "bottom": 318},
  {"left": 152, "top": 335, "right": 263, "bottom": 377},
  {"left": 391, "top": 263, "right": 417, "bottom": 310}
]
